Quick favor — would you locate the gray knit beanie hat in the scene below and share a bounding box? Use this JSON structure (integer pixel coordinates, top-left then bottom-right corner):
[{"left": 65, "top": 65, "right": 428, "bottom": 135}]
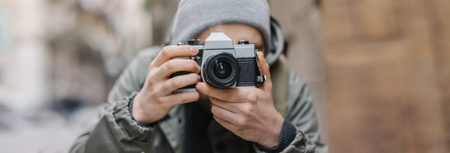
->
[{"left": 169, "top": 0, "right": 271, "bottom": 53}]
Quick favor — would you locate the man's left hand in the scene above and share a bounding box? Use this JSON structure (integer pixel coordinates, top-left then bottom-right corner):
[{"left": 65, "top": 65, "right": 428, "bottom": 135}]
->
[{"left": 196, "top": 51, "right": 284, "bottom": 147}]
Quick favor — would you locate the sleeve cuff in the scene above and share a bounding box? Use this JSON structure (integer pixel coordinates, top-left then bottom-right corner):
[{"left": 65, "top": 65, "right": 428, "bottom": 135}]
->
[{"left": 255, "top": 118, "right": 297, "bottom": 152}]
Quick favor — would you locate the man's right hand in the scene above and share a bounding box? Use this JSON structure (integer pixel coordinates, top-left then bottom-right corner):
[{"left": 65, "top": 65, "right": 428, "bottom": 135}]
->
[{"left": 132, "top": 46, "right": 201, "bottom": 125}]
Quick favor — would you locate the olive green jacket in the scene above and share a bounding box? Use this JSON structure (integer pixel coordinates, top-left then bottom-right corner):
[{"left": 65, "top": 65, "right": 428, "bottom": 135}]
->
[
  {"left": 69, "top": 46, "right": 328, "bottom": 153},
  {"left": 70, "top": 17, "right": 328, "bottom": 152}
]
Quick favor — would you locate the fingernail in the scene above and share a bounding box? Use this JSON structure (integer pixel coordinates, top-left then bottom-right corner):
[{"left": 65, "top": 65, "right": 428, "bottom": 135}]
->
[
  {"left": 190, "top": 47, "right": 197, "bottom": 53},
  {"left": 197, "top": 65, "right": 201, "bottom": 72}
]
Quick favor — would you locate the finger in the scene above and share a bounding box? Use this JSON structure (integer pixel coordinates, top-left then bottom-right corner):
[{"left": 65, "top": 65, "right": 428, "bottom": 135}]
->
[
  {"left": 257, "top": 51, "right": 271, "bottom": 80},
  {"left": 151, "top": 46, "right": 198, "bottom": 67},
  {"left": 196, "top": 82, "right": 257, "bottom": 103},
  {"left": 155, "top": 59, "right": 200, "bottom": 80},
  {"left": 213, "top": 115, "right": 237, "bottom": 131},
  {"left": 211, "top": 104, "right": 241, "bottom": 126},
  {"left": 163, "top": 91, "right": 199, "bottom": 106},
  {"left": 209, "top": 97, "right": 241, "bottom": 113},
  {"left": 257, "top": 51, "right": 272, "bottom": 91},
  {"left": 161, "top": 73, "right": 201, "bottom": 94}
]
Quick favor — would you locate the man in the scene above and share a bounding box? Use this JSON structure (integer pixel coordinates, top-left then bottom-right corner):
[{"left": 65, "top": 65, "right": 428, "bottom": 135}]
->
[{"left": 70, "top": 0, "right": 328, "bottom": 152}]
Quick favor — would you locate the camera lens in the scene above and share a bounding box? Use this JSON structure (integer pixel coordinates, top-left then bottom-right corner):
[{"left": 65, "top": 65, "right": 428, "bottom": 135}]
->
[
  {"left": 214, "top": 60, "right": 232, "bottom": 79},
  {"left": 203, "top": 52, "right": 240, "bottom": 88}
]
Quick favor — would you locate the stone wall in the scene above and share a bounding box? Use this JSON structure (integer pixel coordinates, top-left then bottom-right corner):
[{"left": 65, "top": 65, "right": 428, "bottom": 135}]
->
[{"left": 323, "top": 0, "right": 450, "bottom": 152}]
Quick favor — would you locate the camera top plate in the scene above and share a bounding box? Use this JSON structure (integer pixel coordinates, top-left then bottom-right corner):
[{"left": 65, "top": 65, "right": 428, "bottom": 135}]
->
[{"left": 204, "top": 32, "right": 234, "bottom": 49}]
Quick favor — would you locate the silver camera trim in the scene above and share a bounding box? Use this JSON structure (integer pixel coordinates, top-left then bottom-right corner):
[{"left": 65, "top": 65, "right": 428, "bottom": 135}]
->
[{"left": 173, "top": 32, "right": 257, "bottom": 93}]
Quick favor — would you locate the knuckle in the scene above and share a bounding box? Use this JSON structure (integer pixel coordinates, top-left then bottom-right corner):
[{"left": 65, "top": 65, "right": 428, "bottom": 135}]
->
[
  {"left": 189, "top": 61, "right": 197, "bottom": 72},
  {"left": 182, "top": 46, "right": 189, "bottom": 53},
  {"left": 169, "top": 79, "right": 181, "bottom": 88},
  {"left": 161, "top": 47, "right": 170, "bottom": 56},
  {"left": 184, "top": 74, "right": 194, "bottom": 84},
  {"left": 192, "top": 92, "right": 200, "bottom": 100},
  {"left": 149, "top": 63, "right": 156, "bottom": 69},
  {"left": 210, "top": 97, "right": 218, "bottom": 103},
  {"left": 241, "top": 105, "right": 252, "bottom": 116},
  {"left": 212, "top": 106, "right": 224, "bottom": 117},
  {"left": 161, "top": 82, "right": 171, "bottom": 92},
  {"left": 166, "top": 61, "right": 175, "bottom": 70},
  {"left": 155, "top": 96, "right": 164, "bottom": 105},
  {"left": 203, "top": 85, "right": 210, "bottom": 94},
  {"left": 211, "top": 105, "right": 219, "bottom": 114},
  {"left": 180, "top": 93, "right": 191, "bottom": 101},
  {"left": 237, "top": 118, "right": 247, "bottom": 127},
  {"left": 181, "top": 92, "right": 199, "bottom": 102},
  {"left": 190, "top": 60, "right": 198, "bottom": 69},
  {"left": 189, "top": 74, "right": 200, "bottom": 83},
  {"left": 147, "top": 72, "right": 158, "bottom": 84},
  {"left": 246, "top": 92, "right": 257, "bottom": 103},
  {"left": 266, "top": 80, "right": 273, "bottom": 88},
  {"left": 155, "top": 85, "right": 166, "bottom": 94}
]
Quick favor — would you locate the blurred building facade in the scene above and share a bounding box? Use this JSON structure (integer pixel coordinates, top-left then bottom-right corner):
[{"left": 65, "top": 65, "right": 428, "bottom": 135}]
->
[
  {"left": 0, "top": 0, "right": 153, "bottom": 112},
  {"left": 0, "top": 0, "right": 153, "bottom": 152}
]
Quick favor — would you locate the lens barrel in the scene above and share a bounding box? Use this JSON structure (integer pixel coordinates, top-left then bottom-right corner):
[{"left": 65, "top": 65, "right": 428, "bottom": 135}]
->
[{"left": 203, "top": 52, "right": 240, "bottom": 88}]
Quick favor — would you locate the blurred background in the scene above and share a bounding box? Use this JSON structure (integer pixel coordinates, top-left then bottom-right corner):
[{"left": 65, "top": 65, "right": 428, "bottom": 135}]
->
[{"left": 0, "top": 0, "right": 448, "bottom": 152}]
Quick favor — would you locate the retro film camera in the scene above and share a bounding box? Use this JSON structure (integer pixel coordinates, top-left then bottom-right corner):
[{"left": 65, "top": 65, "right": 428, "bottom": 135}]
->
[{"left": 172, "top": 32, "right": 266, "bottom": 92}]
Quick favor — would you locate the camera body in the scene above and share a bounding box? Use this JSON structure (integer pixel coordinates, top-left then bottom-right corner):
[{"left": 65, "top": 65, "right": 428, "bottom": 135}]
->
[{"left": 172, "top": 32, "right": 265, "bottom": 93}]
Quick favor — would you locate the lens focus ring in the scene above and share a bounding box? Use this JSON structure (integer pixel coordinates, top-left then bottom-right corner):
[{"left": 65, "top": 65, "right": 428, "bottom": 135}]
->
[{"left": 203, "top": 52, "right": 240, "bottom": 88}]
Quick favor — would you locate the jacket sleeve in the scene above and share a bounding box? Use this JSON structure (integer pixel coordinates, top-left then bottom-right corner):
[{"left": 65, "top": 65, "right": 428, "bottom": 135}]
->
[
  {"left": 255, "top": 71, "right": 328, "bottom": 153},
  {"left": 70, "top": 48, "right": 160, "bottom": 153},
  {"left": 69, "top": 93, "right": 155, "bottom": 153}
]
